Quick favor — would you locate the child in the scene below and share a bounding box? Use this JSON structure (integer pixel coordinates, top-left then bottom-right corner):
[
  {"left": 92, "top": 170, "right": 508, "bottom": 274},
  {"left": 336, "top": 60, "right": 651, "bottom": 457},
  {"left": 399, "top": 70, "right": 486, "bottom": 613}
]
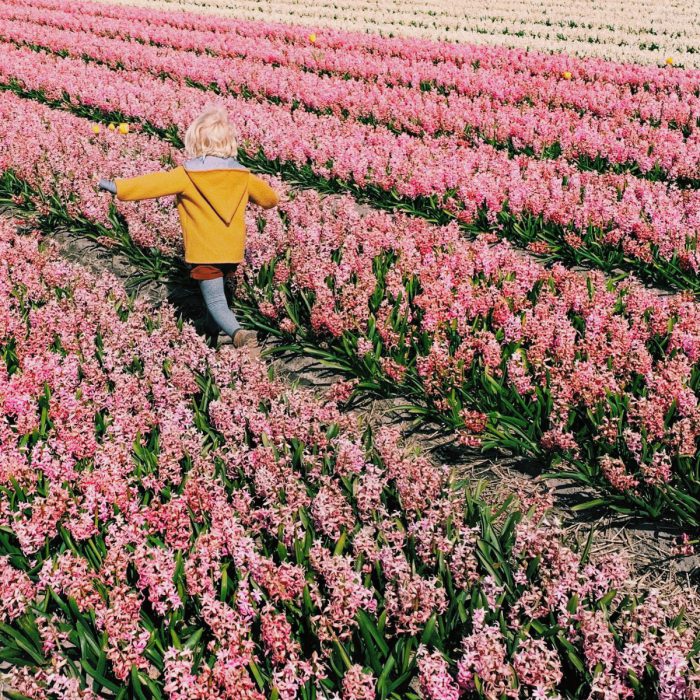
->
[{"left": 98, "top": 106, "right": 279, "bottom": 348}]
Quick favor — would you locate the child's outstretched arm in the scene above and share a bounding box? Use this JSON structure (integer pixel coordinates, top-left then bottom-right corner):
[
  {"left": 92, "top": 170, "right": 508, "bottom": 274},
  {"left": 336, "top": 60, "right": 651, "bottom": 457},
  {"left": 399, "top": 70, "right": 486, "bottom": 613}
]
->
[
  {"left": 248, "top": 175, "right": 280, "bottom": 209},
  {"left": 100, "top": 169, "right": 186, "bottom": 201}
]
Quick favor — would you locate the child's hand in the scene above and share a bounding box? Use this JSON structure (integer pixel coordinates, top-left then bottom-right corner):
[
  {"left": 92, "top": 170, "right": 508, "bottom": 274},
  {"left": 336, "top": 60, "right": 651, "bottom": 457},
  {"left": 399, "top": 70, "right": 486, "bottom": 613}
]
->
[{"left": 98, "top": 178, "right": 117, "bottom": 194}]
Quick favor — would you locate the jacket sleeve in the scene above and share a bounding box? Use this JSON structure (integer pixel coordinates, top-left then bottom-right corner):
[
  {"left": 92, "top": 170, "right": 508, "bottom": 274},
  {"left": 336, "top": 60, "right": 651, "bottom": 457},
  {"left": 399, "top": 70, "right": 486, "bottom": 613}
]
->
[
  {"left": 115, "top": 168, "right": 185, "bottom": 201},
  {"left": 248, "top": 175, "right": 279, "bottom": 209}
]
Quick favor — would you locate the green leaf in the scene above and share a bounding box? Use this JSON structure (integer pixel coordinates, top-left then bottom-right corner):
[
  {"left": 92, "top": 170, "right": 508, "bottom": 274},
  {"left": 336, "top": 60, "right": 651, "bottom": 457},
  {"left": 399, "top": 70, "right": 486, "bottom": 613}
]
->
[
  {"left": 571, "top": 498, "right": 608, "bottom": 512},
  {"left": 80, "top": 658, "right": 122, "bottom": 694},
  {"left": 0, "top": 623, "right": 45, "bottom": 665},
  {"left": 333, "top": 530, "right": 348, "bottom": 556},
  {"left": 420, "top": 615, "right": 437, "bottom": 646},
  {"left": 184, "top": 627, "right": 204, "bottom": 650},
  {"left": 333, "top": 640, "right": 354, "bottom": 671},
  {"left": 376, "top": 653, "right": 396, "bottom": 697},
  {"left": 598, "top": 589, "right": 617, "bottom": 608},
  {"left": 131, "top": 666, "right": 149, "bottom": 700},
  {"left": 248, "top": 659, "right": 266, "bottom": 690}
]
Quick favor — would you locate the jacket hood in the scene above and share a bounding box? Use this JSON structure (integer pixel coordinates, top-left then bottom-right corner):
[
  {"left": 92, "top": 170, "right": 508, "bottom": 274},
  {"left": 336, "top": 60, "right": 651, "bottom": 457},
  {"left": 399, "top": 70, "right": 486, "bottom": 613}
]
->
[{"left": 184, "top": 169, "right": 250, "bottom": 225}]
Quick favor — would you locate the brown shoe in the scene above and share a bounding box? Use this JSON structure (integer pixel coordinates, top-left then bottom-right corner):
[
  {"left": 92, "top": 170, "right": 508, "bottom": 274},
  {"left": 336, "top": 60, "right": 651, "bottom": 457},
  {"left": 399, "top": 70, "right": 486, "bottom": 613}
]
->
[{"left": 231, "top": 329, "right": 258, "bottom": 348}]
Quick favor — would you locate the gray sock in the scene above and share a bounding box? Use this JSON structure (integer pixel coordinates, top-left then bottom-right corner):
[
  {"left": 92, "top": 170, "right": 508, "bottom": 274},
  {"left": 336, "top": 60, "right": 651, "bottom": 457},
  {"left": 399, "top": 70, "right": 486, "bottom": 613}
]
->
[{"left": 199, "top": 277, "right": 241, "bottom": 337}]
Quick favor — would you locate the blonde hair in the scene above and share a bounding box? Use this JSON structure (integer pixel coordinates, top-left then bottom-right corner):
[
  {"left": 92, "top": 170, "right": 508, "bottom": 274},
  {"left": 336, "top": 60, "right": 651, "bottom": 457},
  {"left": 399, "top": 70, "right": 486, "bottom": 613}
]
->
[{"left": 184, "top": 107, "right": 239, "bottom": 159}]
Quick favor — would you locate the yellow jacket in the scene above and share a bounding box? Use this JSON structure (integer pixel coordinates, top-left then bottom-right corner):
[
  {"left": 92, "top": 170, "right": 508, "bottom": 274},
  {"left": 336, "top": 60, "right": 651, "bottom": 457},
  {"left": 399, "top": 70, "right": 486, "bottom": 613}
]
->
[{"left": 115, "top": 166, "right": 279, "bottom": 263}]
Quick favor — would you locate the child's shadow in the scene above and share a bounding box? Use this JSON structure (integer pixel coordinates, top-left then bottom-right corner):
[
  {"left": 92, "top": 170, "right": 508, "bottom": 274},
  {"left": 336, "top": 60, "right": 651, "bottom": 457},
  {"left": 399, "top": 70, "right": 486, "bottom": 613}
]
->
[{"left": 158, "top": 272, "right": 216, "bottom": 341}]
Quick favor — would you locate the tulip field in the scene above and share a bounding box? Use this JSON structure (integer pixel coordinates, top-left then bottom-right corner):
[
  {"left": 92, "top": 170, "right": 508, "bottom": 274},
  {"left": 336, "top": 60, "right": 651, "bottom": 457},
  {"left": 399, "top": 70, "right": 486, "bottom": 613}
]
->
[{"left": 0, "top": 0, "right": 699, "bottom": 697}]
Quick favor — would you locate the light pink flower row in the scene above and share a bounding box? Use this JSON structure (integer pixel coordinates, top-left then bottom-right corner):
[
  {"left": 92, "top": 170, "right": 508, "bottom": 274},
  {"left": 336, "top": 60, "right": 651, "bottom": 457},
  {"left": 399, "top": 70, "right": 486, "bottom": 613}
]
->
[
  {"left": 2, "top": 39, "right": 700, "bottom": 275},
  {"left": 7, "top": 0, "right": 700, "bottom": 105},
  {"left": 3, "top": 8, "right": 699, "bottom": 182}
]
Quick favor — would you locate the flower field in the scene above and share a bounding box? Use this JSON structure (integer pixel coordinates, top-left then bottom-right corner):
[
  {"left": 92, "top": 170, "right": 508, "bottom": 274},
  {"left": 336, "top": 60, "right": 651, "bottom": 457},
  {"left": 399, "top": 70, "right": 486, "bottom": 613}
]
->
[
  {"left": 0, "top": 0, "right": 699, "bottom": 697},
  {"left": 2, "top": 1, "right": 700, "bottom": 294},
  {"left": 4, "top": 88, "right": 700, "bottom": 523},
  {"left": 1, "top": 218, "right": 698, "bottom": 697}
]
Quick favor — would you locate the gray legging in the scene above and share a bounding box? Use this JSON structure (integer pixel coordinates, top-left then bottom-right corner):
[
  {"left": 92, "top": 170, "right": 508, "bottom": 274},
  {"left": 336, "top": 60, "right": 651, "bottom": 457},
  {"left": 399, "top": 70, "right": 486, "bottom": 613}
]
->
[{"left": 199, "top": 277, "right": 241, "bottom": 337}]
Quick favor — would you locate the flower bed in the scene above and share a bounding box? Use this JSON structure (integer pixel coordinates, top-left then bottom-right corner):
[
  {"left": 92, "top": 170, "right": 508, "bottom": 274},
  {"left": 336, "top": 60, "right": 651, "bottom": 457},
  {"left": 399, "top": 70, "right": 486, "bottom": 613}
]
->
[
  {"left": 1, "top": 38, "right": 700, "bottom": 296},
  {"left": 1, "top": 219, "right": 696, "bottom": 698},
  {"left": 2, "top": 92, "right": 700, "bottom": 525},
  {"left": 8, "top": 0, "right": 700, "bottom": 78},
  {"left": 4, "top": 7, "right": 700, "bottom": 188}
]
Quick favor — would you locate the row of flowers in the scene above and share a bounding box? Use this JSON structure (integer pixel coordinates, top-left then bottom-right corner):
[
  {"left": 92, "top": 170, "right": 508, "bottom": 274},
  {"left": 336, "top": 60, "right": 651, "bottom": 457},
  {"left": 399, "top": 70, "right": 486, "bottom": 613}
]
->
[
  {"left": 4, "top": 6, "right": 700, "bottom": 187},
  {"left": 2, "top": 40, "right": 700, "bottom": 298},
  {"left": 81, "top": 0, "right": 700, "bottom": 68},
  {"left": 2, "top": 218, "right": 697, "bottom": 698},
  {"left": 3, "top": 90, "right": 700, "bottom": 526},
  {"left": 6, "top": 0, "right": 700, "bottom": 132},
  {"left": 15, "top": 0, "right": 700, "bottom": 90}
]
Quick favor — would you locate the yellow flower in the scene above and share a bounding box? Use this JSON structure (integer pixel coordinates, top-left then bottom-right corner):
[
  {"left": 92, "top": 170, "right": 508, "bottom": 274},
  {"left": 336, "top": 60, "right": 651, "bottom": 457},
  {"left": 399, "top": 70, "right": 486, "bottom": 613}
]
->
[
  {"left": 309, "top": 33, "right": 316, "bottom": 44},
  {"left": 91, "top": 124, "right": 100, "bottom": 134},
  {"left": 118, "top": 123, "right": 129, "bottom": 134},
  {"left": 562, "top": 71, "right": 572, "bottom": 80},
  {"left": 666, "top": 57, "right": 674, "bottom": 65},
  {"left": 108, "top": 123, "right": 116, "bottom": 131}
]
